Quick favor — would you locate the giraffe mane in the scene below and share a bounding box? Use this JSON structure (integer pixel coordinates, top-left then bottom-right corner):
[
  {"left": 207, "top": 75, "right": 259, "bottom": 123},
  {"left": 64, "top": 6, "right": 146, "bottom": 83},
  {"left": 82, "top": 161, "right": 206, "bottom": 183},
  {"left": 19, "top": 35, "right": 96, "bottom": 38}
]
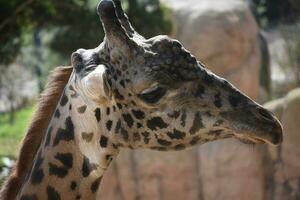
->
[{"left": 0, "top": 66, "right": 73, "bottom": 200}]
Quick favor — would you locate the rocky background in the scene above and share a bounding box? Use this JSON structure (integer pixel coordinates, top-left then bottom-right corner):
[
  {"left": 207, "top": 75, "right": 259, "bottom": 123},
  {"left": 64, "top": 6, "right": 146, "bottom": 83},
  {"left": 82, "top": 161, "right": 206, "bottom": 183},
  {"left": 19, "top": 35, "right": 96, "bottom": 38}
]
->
[{"left": 97, "top": 0, "right": 300, "bottom": 200}]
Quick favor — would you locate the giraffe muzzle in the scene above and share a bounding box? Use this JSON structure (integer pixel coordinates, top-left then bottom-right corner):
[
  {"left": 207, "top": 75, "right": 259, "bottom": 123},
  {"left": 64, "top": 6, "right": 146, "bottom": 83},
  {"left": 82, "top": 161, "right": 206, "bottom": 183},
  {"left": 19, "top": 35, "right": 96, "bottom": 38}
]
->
[
  {"left": 221, "top": 106, "right": 283, "bottom": 146},
  {"left": 251, "top": 106, "right": 283, "bottom": 145}
]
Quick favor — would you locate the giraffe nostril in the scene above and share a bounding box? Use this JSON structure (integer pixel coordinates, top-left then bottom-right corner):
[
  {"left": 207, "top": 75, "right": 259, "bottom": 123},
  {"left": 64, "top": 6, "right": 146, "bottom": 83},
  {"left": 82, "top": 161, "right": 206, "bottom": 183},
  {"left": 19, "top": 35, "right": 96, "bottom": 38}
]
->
[{"left": 257, "top": 107, "right": 274, "bottom": 122}]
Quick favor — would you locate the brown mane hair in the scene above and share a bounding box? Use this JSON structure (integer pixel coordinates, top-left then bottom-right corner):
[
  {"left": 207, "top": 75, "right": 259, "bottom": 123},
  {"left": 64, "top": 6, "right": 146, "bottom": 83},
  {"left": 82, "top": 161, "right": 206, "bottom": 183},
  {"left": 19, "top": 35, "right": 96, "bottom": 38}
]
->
[{"left": 0, "top": 66, "right": 73, "bottom": 200}]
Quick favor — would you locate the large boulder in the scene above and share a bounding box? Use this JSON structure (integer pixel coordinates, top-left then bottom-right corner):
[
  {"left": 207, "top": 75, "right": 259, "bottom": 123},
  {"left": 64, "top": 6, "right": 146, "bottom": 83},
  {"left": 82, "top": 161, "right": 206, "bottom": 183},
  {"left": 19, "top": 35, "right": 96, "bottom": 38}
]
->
[
  {"left": 264, "top": 88, "right": 300, "bottom": 200},
  {"left": 163, "top": 0, "right": 261, "bottom": 99}
]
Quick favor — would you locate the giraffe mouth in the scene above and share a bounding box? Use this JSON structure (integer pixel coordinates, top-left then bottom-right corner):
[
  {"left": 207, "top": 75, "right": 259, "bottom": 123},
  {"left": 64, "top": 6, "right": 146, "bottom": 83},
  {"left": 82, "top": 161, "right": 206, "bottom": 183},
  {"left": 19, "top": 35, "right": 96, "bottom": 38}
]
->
[{"left": 235, "top": 134, "right": 268, "bottom": 145}]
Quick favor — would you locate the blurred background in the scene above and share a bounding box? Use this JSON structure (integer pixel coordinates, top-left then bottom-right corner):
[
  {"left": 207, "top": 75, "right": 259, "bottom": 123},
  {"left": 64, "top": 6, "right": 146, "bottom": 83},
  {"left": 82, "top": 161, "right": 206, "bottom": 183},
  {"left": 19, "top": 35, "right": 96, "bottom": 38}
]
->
[{"left": 0, "top": 0, "right": 300, "bottom": 199}]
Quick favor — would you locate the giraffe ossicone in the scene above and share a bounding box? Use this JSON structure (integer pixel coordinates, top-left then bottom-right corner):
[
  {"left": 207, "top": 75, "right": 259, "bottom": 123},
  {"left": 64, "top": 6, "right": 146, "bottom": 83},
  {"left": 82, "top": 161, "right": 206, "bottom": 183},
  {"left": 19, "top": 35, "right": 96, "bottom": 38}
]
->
[{"left": 1, "top": 0, "right": 283, "bottom": 199}]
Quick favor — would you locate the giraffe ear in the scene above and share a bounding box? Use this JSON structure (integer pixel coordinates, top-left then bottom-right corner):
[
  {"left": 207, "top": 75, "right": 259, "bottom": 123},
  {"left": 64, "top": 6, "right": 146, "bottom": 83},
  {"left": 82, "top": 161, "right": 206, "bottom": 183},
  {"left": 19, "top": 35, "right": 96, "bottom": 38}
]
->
[
  {"left": 97, "top": 0, "right": 136, "bottom": 55},
  {"left": 81, "top": 65, "right": 111, "bottom": 103}
]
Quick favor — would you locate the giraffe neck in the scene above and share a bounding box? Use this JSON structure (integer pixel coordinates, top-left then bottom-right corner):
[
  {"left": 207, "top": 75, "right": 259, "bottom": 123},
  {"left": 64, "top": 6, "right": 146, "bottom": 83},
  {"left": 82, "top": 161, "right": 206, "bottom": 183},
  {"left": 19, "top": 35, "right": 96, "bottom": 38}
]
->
[{"left": 17, "top": 82, "right": 119, "bottom": 200}]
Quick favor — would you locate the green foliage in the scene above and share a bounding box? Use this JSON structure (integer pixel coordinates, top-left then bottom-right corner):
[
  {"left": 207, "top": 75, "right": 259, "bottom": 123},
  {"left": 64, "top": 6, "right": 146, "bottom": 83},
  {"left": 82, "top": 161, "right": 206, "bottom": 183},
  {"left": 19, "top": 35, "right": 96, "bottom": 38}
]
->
[
  {"left": 253, "top": 0, "right": 300, "bottom": 28},
  {"left": 0, "top": 0, "right": 173, "bottom": 65},
  {"left": 126, "top": 0, "right": 173, "bottom": 39},
  {"left": 0, "top": 106, "right": 34, "bottom": 156}
]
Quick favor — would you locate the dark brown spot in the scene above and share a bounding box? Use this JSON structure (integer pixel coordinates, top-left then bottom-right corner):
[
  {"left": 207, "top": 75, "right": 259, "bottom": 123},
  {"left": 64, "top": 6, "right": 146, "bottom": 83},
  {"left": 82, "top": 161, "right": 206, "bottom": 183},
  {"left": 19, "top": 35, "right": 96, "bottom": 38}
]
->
[
  {"left": 119, "top": 80, "right": 125, "bottom": 88},
  {"left": 106, "top": 120, "right": 113, "bottom": 131},
  {"left": 122, "top": 113, "right": 134, "bottom": 128},
  {"left": 70, "top": 181, "right": 77, "bottom": 190},
  {"left": 30, "top": 152, "right": 44, "bottom": 185},
  {"left": 121, "top": 128, "right": 129, "bottom": 141},
  {"left": 189, "top": 112, "right": 204, "bottom": 135},
  {"left": 190, "top": 136, "right": 201, "bottom": 145},
  {"left": 150, "top": 146, "right": 167, "bottom": 151},
  {"left": 53, "top": 117, "right": 74, "bottom": 146},
  {"left": 94, "top": 108, "right": 101, "bottom": 122},
  {"left": 115, "top": 119, "right": 122, "bottom": 134},
  {"left": 174, "top": 144, "right": 185, "bottom": 150},
  {"left": 82, "top": 156, "right": 96, "bottom": 177},
  {"left": 137, "top": 123, "right": 143, "bottom": 128},
  {"left": 106, "top": 107, "right": 110, "bottom": 115},
  {"left": 157, "top": 138, "right": 172, "bottom": 146},
  {"left": 116, "top": 103, "right": 122, "bottom": 109},
  {"left": 47, "top": 186, "right": 61, "bottom": 200},
  {"left": 77, "top": 105, "right": 87, "bottom": 114},
  {"left": 214, "top": 92, "right": 222, "bottom": 108},
  {"left": 122, "top": 64, "right": 128, "bottom": 70},
  {"left": 167, "top": 129, "right": 186, "bottom": 140},
  {"left": 91, "top": 177, "right": 102, "bottom": 193},
  {"left": 131, "top": 109, "right": 145, "bottom": 120},
  {"left": 54, "top": 109, "right": 60, "bottom": 118},
  {"left": 99, "top": 136, "right": 108, "bottom": 148},
  {"left": 147, "top": 117, "right": 168, "bottom": 131},
  {"left": 116, "top": 69, "right": 122, "bottom": 76},
  {"left": 114, "top": 89, "right": 124, "bottom": 100},
  {"left": 82, "top": 132, "right": 94, "bottom": 142},
  {"left": 133, "top": 132, "right": 141, "bottom": 142},
  {"left": 60, "top": 91, "right": 68, "bottom": 106},
  {"left": 141, "top": 132, "right": 150, "bottom": 144},
  {"left": 49, "top": 153, "right": 73, "bottom": 178},
  {"left": 180, "top": 110, "right": 187, "bottom": 127},
  {"left": 208, "top": 129, "right": 223, "bottom": 137}
]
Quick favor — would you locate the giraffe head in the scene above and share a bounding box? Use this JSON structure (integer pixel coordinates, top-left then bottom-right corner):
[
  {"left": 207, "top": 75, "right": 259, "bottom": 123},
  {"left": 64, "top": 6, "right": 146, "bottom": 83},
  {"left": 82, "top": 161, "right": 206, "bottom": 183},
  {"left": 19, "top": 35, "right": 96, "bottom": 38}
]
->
[{"left": 71, "top": 0, "right": 282, "bottom": 151}]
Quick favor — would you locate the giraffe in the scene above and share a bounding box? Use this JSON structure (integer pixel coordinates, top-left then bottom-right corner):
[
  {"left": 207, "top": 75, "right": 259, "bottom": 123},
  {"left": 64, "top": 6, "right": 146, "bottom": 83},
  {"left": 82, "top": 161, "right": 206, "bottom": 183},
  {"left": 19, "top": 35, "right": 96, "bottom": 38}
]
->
[{"left": 0, "top": 0, "right": 283, "bottom": 199}]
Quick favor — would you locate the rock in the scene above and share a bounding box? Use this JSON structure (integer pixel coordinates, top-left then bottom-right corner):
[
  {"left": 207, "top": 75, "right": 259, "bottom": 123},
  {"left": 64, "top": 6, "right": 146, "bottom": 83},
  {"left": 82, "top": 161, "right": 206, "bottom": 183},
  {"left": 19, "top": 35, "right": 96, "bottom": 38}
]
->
[
  {"left": 264, "top": 88, "right": 300, "bottom": 200},
  {"left": 196, "top": 140, "right": 265, "bottom": 200},
  {"left": 162, "top": 0, "right": 261, "bottom": 99},
  {"left": 264, "top": 98, "right": 284, "bottom": 117},
  {"left": 281, "top": 90, "right": 300, "bottom": 177}
]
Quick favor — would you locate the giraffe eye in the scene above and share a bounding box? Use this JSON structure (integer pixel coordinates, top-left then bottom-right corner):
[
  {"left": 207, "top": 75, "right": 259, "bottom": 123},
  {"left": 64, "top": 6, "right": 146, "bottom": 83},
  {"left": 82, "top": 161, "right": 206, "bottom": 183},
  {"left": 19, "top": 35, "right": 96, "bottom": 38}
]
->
[{"left": 138, "top": 86, "right": 166, "bottom": 104}]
